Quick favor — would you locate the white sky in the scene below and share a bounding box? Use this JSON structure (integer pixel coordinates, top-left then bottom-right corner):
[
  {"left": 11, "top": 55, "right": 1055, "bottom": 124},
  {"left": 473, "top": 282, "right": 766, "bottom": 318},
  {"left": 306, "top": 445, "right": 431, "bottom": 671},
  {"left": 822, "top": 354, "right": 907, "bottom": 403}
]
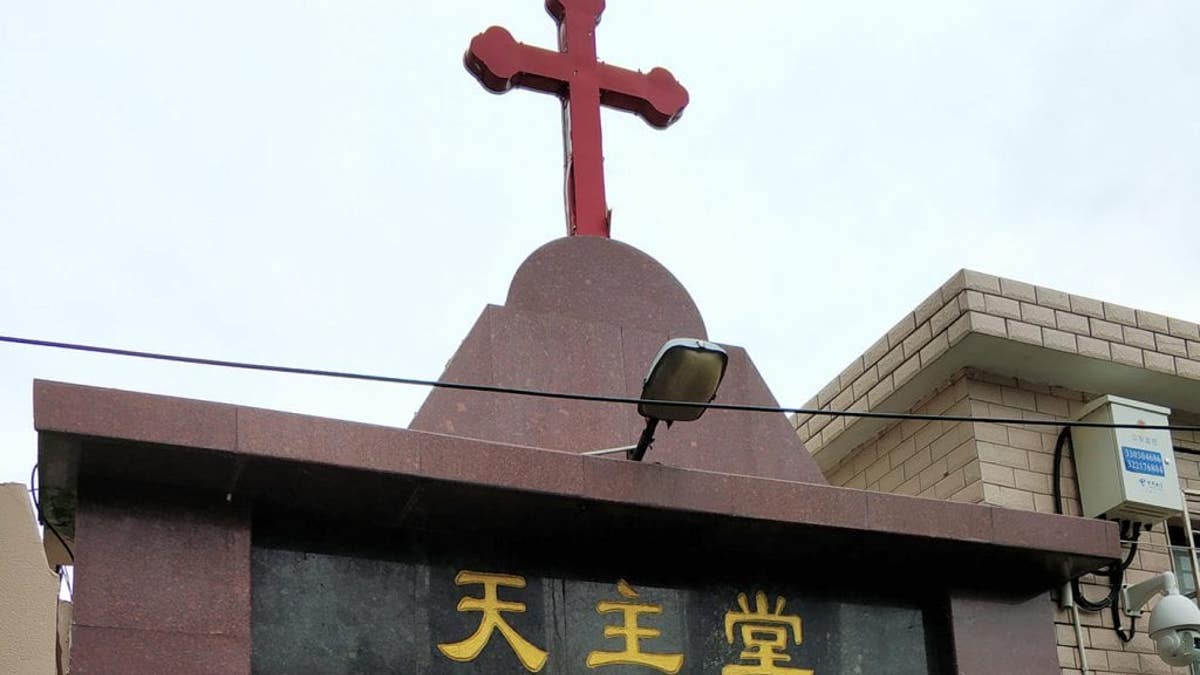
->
[{"left": 2, "top": 1, "right": 1198, "bottom": 488}]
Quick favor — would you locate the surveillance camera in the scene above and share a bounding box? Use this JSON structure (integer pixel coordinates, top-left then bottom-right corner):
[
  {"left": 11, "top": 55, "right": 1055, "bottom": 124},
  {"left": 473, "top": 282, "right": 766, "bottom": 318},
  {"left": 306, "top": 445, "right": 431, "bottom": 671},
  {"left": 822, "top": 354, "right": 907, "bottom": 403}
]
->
[
  {"left": 1124, "top": 572, "right": 1200, "bottom": 668},
  {"left": 1148, "top": 594, "right": 1200, "bottom": 667}
]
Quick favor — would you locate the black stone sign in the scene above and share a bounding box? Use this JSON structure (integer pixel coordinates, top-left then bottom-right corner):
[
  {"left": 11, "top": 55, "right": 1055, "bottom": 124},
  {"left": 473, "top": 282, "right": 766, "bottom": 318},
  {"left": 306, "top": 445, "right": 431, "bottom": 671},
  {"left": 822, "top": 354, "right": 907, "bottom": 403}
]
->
[{"left": 252, "top": 525, "right": 944, "bottom": 674}]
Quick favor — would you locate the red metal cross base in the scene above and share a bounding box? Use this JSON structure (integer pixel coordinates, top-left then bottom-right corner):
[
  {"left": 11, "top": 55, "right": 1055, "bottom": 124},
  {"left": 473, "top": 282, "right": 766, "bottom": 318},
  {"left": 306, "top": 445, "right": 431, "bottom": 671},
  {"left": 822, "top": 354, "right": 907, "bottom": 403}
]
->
[{"left": 465, "top": 0, "right": 689, "bottom": 238}]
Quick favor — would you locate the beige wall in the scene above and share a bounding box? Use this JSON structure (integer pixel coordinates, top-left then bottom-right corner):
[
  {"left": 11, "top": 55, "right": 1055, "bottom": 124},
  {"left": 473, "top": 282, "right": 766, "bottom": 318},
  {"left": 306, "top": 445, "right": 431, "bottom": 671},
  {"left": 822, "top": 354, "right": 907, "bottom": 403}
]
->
[
  {"left": 0, "top": 482, "right": 63, "bottom": 674},
  {"left": 821, "top": 371, "right": 1200, "bottom": 674},
  {"left": 797, "top": 269, "right": 1200, "bottom": 474},
  {"left": 971, "top": 374, "right": 1200, "bottom": 674},
  {"left": 797, "top": 268, "right": 1200, "bottom": 674},
  {"left": 825, "top": 371, "right": 982, "bottom": 502}
]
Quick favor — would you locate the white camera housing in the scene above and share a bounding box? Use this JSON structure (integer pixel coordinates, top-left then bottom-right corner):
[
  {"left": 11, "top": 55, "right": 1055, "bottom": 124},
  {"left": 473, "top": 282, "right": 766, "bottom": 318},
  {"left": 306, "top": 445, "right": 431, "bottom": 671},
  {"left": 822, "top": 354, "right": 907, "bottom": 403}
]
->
[
  {"left": 1149, "top": 594, "right": 1200, "bottom": 667},
  {"left": 1124, "top": 572, "right": 1200, "bottom": 667}
]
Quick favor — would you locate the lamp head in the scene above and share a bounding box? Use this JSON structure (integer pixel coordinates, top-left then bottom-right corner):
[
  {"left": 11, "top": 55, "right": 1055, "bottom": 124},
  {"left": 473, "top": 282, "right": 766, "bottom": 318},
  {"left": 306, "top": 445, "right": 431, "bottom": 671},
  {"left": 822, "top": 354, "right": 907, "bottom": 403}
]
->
[{"left": 638, "top": 338, "right": 728, "bottom": 423}]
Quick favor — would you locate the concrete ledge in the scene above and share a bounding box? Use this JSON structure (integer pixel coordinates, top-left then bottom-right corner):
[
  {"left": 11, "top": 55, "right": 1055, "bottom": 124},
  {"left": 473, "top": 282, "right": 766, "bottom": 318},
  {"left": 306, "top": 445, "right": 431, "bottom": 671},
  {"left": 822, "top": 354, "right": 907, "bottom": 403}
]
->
[{"left": 35, "top": 379, "right": 1120, "bottom": 590}]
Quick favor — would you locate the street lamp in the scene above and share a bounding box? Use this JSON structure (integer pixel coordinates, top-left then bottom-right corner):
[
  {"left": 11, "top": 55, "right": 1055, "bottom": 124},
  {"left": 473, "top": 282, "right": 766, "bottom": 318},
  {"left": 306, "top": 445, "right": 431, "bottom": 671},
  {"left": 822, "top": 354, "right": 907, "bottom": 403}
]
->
[{"left": 628, "top": 338, "right": 728, "bottom": 461}]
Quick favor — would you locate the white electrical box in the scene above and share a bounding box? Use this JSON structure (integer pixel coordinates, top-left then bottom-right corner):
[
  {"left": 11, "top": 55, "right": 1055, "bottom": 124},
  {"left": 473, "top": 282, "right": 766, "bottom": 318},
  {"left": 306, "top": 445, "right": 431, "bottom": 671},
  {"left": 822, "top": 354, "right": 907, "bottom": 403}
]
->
[{"left": 1071, "top": 395, "right": 1183, "bottom": 526}]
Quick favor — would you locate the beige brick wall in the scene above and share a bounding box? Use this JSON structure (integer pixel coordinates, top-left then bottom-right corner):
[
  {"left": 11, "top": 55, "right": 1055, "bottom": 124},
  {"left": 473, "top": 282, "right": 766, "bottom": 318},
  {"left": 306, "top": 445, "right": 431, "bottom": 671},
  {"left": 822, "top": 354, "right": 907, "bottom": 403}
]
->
[
  {"left": 800, "top": 268, "right": 1200, "bottom": 674},
  {"left": 974, "top": 376, "right": 1200, "bottom": 674},
  {"left": 795, "top": 269, "right": 1200, "bottom": 461},
  {"left": 821, "top": 368, "right": 1200, "bottom": 674},
  {"left": 826, "top": 370, "right": 982, "bottom": 503},
  {"left": 969, "top": 371, "right": 1087, "bottom": 517}
]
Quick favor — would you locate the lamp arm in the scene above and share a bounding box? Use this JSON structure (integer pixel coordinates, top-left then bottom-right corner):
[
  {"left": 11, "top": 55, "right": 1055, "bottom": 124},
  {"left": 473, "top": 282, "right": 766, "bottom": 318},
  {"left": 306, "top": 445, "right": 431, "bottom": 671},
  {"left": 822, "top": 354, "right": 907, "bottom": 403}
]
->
[
  {"left": 1124, "top": 571, "right": 1180, "bottom": 617},
  {"left": 628, "top": 418, "right": 659, "bottom": 462}
]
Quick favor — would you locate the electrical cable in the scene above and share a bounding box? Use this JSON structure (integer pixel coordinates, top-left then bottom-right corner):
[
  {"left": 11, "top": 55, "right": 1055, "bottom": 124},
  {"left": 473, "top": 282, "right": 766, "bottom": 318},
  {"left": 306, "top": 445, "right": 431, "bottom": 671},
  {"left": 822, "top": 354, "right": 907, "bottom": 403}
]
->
[
  {"left": 1112, "top": 579, "right": 1138, "bottom": 643},
  {"left": 6, "top": 334, "right": 1186, "bottom": 641},
  {"left": 1053, "top": 425, "right": 1146, "bottom": 640},
  {"left": 29, "top": 464, "right": 75, "bottom": 563},
  {"left": 1111, "top": 521, "right": 1143, "bottom": 643},
  {"left": 1052, "top": 427, "right": 1071, "bottom": 517},
  {"left": 3, "top": 334, "right": 1200, "bottom": 433},
  {"left": 1053, "top": 427, "right": 1114, "bottom": 609}
]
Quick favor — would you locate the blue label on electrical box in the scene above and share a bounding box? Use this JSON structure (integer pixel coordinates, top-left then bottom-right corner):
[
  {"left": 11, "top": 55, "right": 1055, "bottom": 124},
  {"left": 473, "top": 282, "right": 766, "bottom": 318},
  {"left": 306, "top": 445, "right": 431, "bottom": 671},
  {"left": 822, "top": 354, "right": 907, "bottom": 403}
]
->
[{"left": 1122, "top": 446, "right": 1165, "bottom": 476}]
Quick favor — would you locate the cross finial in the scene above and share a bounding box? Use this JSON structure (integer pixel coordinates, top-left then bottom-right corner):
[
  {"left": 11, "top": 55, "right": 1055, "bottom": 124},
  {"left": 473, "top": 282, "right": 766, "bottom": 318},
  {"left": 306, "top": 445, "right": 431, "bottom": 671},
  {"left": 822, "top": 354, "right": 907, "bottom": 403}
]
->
[{"left": 465, "top": 0, "right": 689, "bottom": 238}]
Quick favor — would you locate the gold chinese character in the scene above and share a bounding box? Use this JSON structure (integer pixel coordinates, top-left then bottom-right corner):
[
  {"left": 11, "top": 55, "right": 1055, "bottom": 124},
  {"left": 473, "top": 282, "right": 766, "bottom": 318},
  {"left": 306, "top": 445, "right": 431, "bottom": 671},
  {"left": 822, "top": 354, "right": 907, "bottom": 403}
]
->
[
  {"left": 722, "top": 591, "right": 812, "bottom": 675},
  {"left": 437, "top": 570, "right": 548, "bottom": 673},
  {"left": 586, "top": 579, "right": 684, "bottom": 673}
]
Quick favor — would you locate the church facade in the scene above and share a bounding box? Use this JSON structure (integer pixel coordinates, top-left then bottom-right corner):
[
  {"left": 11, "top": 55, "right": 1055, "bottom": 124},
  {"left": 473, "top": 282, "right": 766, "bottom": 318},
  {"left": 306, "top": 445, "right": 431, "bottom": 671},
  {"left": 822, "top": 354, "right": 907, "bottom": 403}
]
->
[{"left": 34, "top": 240, "right": 1119, "bottom": 673}]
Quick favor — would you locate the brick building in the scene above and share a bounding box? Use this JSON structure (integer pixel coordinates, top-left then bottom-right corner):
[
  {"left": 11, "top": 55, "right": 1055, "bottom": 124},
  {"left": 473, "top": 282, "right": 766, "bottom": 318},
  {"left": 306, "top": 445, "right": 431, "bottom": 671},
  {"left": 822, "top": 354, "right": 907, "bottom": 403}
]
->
[{"left": 794, "top": 268, "right": 1200, "bottom": 674}]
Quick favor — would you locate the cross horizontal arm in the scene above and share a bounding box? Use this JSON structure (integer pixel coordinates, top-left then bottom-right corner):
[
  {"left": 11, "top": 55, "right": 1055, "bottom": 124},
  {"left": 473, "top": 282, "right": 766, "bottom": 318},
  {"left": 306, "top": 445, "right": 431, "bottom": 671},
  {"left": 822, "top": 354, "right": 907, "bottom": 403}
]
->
[
  {"left": 466, "top": 26, "right": 574, "bottom": 97},
  {"left": 597, "top": 64, "right": 689, "bottom": 129}
]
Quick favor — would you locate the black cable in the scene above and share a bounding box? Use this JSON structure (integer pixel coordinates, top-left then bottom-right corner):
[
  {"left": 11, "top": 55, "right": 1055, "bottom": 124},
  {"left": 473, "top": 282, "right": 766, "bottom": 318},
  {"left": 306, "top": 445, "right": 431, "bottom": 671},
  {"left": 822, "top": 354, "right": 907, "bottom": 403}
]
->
[
  {"left": 1072, "top": 547, "right": 1134, "bottom": 613},
  {"left": 1112, "top": 521, "right": 1142, "bottom": 573},
  {"left": 1052, "top": 427, "right": 1069, "bottom": 516},
  {"left": 30, "top": 464, "right": 75, "bottom": 563},
  {"left": 1111, "top": 580, "right": 1137, "bottom": 642},
  {"left": 1055, "top": 428, "right": 1146, "bottom": 616},
  {"left": 3, "top": 334, "right": 1200, "bottom": 432},
  {"left": 6, "top": 333, "right": 1180, "bottom": 637},
  {"left": 1073, "top": 565, "right": 1120, "bottom": 612},
  {"left": 1111, "top": 522, "right": 1143, "bottom": 643},
  {"left": 1114, "top": 609, "right": 1138, "bottom": 643}
]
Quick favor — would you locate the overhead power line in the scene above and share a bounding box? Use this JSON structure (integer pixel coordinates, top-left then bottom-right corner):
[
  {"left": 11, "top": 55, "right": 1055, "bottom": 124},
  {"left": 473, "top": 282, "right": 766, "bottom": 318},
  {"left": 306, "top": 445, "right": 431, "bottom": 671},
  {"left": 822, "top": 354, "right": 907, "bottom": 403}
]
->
[{"left": 2, "top": 334, "right": 1199, "bottom": 432}]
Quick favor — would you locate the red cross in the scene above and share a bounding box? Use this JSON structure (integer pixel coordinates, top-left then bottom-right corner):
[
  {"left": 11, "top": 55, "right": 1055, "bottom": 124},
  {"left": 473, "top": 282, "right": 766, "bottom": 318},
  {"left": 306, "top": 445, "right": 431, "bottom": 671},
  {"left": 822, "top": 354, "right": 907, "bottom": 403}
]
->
[{"left": 465, "top": 0, "right": 689, "bottom": 238}]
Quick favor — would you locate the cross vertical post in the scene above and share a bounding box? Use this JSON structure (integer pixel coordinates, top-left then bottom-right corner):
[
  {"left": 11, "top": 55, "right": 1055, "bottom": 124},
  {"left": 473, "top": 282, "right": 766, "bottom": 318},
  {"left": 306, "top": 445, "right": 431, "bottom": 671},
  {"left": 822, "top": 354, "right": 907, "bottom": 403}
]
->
[{"left": 465, "top": 0, "right": 689, "bottom": 238}]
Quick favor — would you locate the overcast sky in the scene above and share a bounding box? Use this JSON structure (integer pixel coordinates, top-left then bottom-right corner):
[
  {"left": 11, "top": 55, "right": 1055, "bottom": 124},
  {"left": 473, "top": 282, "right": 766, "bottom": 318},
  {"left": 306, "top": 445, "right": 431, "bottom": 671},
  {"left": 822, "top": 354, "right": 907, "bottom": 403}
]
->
[{"left": 2, "top": 1, "right": 1197, "bottom": 488}]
